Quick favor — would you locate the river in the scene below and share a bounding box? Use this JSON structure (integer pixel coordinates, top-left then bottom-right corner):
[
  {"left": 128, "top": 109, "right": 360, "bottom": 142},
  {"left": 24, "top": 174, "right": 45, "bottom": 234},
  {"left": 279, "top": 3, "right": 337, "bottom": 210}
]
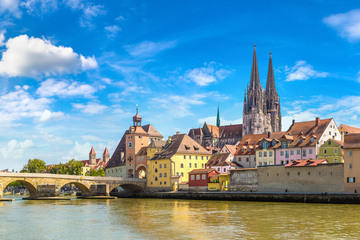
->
[{"left": 0, "top": 197, "right": 359, "bottom": 239}]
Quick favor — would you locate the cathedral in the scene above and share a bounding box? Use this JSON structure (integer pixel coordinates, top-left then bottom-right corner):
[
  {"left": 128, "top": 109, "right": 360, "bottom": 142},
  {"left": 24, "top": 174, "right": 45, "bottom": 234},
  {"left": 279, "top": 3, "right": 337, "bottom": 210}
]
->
[
  {"left": 242, "top": 46, "right": 281, "bottom": 136},
  {"left": 189, "top": 46, "right": 281, "bottom": 148}
]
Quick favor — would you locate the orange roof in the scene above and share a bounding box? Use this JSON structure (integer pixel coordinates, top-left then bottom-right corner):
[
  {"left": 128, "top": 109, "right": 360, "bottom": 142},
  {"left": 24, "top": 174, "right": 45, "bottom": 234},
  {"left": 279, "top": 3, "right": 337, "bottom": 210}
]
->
[
  {"left": 339, "top": 124, "right": 360, "bottom": 134},
  {"left": 103, "top": 147, "right": 109, "bottom": 155},
  {"left": 206, "top": 153, "right": 231, "bottom": 167},
  {"left": 223, "top": 144, "right": 237, "bottom": 155},
  {"left": 285, "top": 159, "right": 328, "bottom": 167},
  {"left": 89, "top": 147, "right": 96, "bottom": 155},
  {"left": 234, "top": 133, "right": 267, "bottom": 156}
]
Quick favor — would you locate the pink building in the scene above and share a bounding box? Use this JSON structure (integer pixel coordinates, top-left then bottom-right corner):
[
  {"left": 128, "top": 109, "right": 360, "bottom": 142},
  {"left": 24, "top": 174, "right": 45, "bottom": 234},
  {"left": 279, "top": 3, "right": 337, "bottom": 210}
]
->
[{"left": 274, "top": 118, "right": 341, "bottom": 165}]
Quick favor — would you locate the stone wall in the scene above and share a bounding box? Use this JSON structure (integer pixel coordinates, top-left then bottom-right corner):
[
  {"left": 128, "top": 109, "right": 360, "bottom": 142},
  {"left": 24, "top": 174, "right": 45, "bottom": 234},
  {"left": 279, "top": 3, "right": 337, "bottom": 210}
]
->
[
  {"left": 258, "top": 164, "right": 344, "bottom": 193},
  {"left": 229, "top": 169, "right": 258, "bottom": 192}
]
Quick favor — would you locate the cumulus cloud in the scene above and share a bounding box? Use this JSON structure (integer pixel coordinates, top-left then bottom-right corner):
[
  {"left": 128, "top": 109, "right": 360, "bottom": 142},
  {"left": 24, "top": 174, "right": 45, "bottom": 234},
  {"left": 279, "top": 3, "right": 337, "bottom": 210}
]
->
[
  {"left": 0, "top": 85, "right": 64, "bottom": 125},
  {"left": 0, "top": 34, "right": 97, "bottom": 78},
  {"left": 0, "top": 139, "right": 34, "bottom": 161},
  {"left": 323, "top": 9, "right": 360, "bottom": 42},
  {"left": 37, "top": 78, "right": 96, "bottom": 98},
  {"left": 105, "top": 25, "right": 121, "bottom": 39},
  {"left": 72, "top": 102, "right": 108, "bottom": 114},
  {"left": 21, "top": 0, "right": 58, "bottom": 15},
  {"left": 0, "top": 0, "right": 21, "bottom": 18},
  {"left": 125, "top": 40, "right": 176, "bottom": 58},
  {"left": 285, "top": 61, "right": 328, "bottom": 81},
  {"left": 0, "top": 30, "right": 5, "bottom": 46},
  {"left": 152, "top": 94, "right": 206, "bottom": 118},
  {"left": 184, "top": 62, "right": 232, "bottom": 86}
]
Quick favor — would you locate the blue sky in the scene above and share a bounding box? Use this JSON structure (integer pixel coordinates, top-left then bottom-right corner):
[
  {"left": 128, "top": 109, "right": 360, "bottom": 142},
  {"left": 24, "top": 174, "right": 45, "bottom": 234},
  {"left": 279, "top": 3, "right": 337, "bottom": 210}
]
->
[{"left": 0, "top": 0, "right": 360, "bottom": 170}]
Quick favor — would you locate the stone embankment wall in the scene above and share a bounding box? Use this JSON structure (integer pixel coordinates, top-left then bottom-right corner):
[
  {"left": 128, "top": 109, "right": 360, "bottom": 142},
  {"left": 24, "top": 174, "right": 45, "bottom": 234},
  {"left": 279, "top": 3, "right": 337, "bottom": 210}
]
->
[{"left": 113, "top": 192, "right": 360, "bottom": 204}]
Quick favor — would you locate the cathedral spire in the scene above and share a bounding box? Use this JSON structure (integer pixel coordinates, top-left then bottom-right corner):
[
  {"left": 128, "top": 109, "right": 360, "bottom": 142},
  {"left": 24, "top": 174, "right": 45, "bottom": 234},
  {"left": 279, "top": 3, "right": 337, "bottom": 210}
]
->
[
  {"left": 265, "top": 52, "right": 276, "bottom": 95},
  {"left": 216, "top": 104, "right": 220, "bottom": 128},
  {"left": 249, "top": 44, "right": 261, "bottom": 90}
]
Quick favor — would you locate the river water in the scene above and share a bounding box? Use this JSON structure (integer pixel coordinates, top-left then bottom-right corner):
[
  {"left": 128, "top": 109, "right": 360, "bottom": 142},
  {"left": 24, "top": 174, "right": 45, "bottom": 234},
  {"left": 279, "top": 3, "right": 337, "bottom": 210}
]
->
[{"left": 1, "top": 197, "right": 360, "bottom": 239}]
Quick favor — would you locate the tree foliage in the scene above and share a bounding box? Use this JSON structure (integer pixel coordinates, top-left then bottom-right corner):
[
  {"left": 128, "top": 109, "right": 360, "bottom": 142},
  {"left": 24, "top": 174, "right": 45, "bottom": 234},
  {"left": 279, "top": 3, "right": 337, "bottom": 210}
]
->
[
  {"left": 87, "top": 168, "right": 105, "bottom": 177},
  {"left": 49, "top": 159, "right": 83, "bottom": 175},
  {"left": 21, "top": 158, "right": 47, "bottom": 173}
]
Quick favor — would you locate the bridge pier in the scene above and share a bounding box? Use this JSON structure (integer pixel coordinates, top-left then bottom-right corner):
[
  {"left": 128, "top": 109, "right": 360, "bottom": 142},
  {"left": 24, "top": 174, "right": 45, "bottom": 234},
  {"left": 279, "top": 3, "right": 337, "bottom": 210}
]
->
[
  {"left": 89, "top": 184, "right": 109, "bottom": 197},
  {"left": 0, "top": 183, "right": 3, "bottom": 198}
]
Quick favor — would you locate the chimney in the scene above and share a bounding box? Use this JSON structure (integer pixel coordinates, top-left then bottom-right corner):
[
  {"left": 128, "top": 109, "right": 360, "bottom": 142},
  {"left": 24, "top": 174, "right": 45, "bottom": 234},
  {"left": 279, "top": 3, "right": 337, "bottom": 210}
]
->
[
  {"left": 292, "top": 119, "right": 295, "bottom": 126},
  {"left": 341, "top": 131, "right": 345, "bottom": 142},
  {"left": 267, "top": 132, "right": 271, "bottom": 138},
  {"left": 315, "top": 117, "right": 320, "bottom": 126},
  {"left": 176, "top": 131, "right": 179, "bottom": 135}
]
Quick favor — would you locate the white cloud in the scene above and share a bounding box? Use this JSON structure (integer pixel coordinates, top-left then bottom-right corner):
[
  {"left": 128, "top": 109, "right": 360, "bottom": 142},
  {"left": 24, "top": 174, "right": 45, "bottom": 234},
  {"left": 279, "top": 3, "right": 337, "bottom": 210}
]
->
[
  {"left": 152, "top": 94, "right": 206, "bottom": 118},
  {"left": 73, "top": 102, "right": 108, "bottom": 114},
  {"left": 184, "top": 62, "right": 232, "bottom": 86},
  {"left": 105, "top": 25, "right": 121, "bottom": 39},
  {"left": 0, "top": 34, "right": 97, "bottom": 78},
  {"left": 0, "top": 85, "right": 63, "bottom": 124},
  {"left": 197, "top": 116, "right": 242, "bottom": 126},
  {"left": 0, "top": 29, "right": 5, "bottom": 46},
  {"left": 0, "top": 139, "right": 34, "bottom": 160},
  {"left": 323, "top": 9, "right": 360, "bottom": 42},
  {"left": 37, "top": 78, "right": 96, "bottom": 98},
  {"left": 125, "top": 40, "right": 176, "bottom": 58},
  {"left": 0, "top": 0, "right": 21, "bottom": 18},
  {"left": 285, "top": 61, "right": 328, "bottom": 81},
  {"left": 21, "top": 0, "right": 58, "bottom": 15}
]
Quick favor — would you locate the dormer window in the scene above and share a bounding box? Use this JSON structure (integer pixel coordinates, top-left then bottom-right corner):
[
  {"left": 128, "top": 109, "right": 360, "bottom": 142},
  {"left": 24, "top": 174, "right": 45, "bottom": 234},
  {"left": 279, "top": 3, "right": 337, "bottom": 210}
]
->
[
  {"left": 185, "top": 145, "right": 190, "bottom": 151},
  {"left": 282, "top": 141, "right": 287, "bottom": 148},
  {"left": 300, "top": 139, "right": 303, "bottom": 144},
  {"left": 263, "top": 142, "right": 268, "bottom": 149},
  {"left": 272, "top": 140, "right": 277, "bottom": 146},
  {"left": 194, "top": 146, "right": 199, "bottom": 151},
  {"left": 311, "top": 137, "right": 314, "bottom": 143}
]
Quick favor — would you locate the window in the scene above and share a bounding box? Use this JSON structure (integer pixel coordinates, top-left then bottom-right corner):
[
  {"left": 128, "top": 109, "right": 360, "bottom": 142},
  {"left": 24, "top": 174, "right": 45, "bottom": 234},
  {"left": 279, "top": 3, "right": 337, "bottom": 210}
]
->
[
  {"left": 259, "top": 152, "right": 262, "bottom": 157},
  {"left": 349, "top": 163, "right": 352, "bottom": 169},
  {"left": 298, "top": 172, "right": 300, "bottom": 176},
  {"left": 155, "top": 177, "right": 158, "bottom": 181},
  {"left": 164, "top": 164, "right": 167, "bottom": 168},
  {"left": 155, "top": 168, "right": 158, "bottom": 173},
  {"left": 181, "top": 164, "right": 184, "bottom": 168},
  {"left": 290, "top": 150, "right": 294, "bottom": 155},
  {"left": 164, "top": 181, "right": 167, "bottom": 185},
  {"left": 309, "top": 149, "right": 313, "bottom": 154},
  {"left": 334, "top": 149, "right": 338, "bottom": 154},
  {"left": 151, "top": 182, "right": 153, "bottom": 185},
  {"left": 159, "top": 164, "right": 162, "bottom": 168},
  {"left": 195, "top": 163, "right": 197, "bottom": 168},
  {"left": 264, "top": 152, "right": 267, "bottom": 157},
  {"left": 184, "top": 155, "right": 186, "bottom": 159},
  {"left": 176, "top": 172, "right": 179, "bottom": 176},
  {"left": 218, "top": 168, "right": 220, "bottom": 171},
  {"left": 282, "top": 142, "right": 287, "bottom": 148},
  {"left": 281, "top": 160, "right": 284, "bottom": 165},
  {"left": 202, "top": 174, "right": 206, "bottom": 180},
  {"left": 286, "top": 160, "right": 289, "bottom": 164},
  {"left": 259, "top": 162, "right": 262, "bottom": 166},
  {"left": 324, "top": 149, "right": 327, "bottom": 154},
  {"left": 264, "top": 162, "right": 267, "bottom": 166},
  {"left": 303, "top": 150, "right": 307, "bottom": 157},
  {"left": 189, "top": 156, "right": 192, "bottom": 160},
  {"left": 329, "top": 131, "right": 331, "bottom": 136},
  {"left": 328, "top": 140, "right": 331, "bottom": 145},
  {"left": 246, "top": 158, "right": 249, "bottom": 162},
  {"left": 207, "top": 156, "right": 209, "bottom": 160},
  {"left": 334, "top": 159, "right": 338, "bottom": 163},
  {"left": 189, "top": 163, "right": 192, "bottom": 168},
  {"left": 164, "top": 173, "right": 167, "bottom": 177},
  {"left": 263, "top": 142, "right": 268, "bottom": 149},
  {"left": 280, "top": 151, "right": 284, "bottom": 156},
  {"left": 269, "top": 152, "right": 273, "bottom": 157},
  {"left": 196, "top": 175, "right": 200, "bottom": 180},
  {"left": 159, "top": 173, "right": 162, "bottom": 177},
  {"left": 201, "top": 156, "right": 204, "bottom": 160},
  {"left": 195, "top": 156, "right": 198, "bottom": 160},
  {"left": 347, "top": 177, "right": 356, "bottom": 183},
  {"left": 286, "top": 151, "right": 289, "bottom": 158},
  {"left": 308, "top": 172, "right": 310, "bottom": 176},
  {"left": 191, "top": 175, "right": 195, "bottom": 180},
  {"left": 297, "top": 150, "right": 300, "bottom": 155},
  {"left": 181, "top": 172, "right": 184, "bottom": 177},
  {"left": 349, "top": 151, "right": 353, "bottom": 156},
  {"left": 160, "top": 182, "right": 162, "bottom": 185}
]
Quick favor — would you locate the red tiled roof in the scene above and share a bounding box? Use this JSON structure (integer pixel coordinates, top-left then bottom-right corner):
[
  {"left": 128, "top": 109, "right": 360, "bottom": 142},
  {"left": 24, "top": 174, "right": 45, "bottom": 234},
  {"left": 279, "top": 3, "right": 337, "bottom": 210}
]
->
[
  {"left": 234, "top": 133, "right": 267, "bottom": 156},
  {"left": 206, "top": 153, "right": 231, "bottom": 167},
  {"left": 219, "top": 124, "right": 243, "bottom": 138},
  {"left": 89, "top": 147, "right": 96, "bottom": 155},
  {"left": 188, "top": 168, "right": 219, "bottom": 174},
  {"left": 103, "top": 147, "right": 109, "bottom": 155},
  {"left": 285, "top": 159, "right": 329, "bottom": 167},
  {"left": 223, "top": 144, "right": 237, "bottom": 155},
  {"left": 339, "top": 124, "right": 360, "bottom": 134}
]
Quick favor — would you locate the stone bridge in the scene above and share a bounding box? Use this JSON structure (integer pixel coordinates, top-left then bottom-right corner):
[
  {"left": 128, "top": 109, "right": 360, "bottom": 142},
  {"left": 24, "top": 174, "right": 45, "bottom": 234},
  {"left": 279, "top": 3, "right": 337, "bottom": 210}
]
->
[{"left": 0, "top": 173, "right": 146, "bottom": 199}]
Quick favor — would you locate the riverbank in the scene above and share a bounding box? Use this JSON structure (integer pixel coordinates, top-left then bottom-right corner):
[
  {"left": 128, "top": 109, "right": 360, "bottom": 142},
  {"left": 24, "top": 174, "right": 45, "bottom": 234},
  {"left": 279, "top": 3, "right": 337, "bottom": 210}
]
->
[{"left": 112, "top": 191, "right": 360, "bottom": 204}]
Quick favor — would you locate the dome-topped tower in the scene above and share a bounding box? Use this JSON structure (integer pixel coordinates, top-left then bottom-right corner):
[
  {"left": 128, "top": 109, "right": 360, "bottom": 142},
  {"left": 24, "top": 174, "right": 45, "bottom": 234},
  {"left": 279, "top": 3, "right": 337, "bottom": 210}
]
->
[{"left": 133, "top": 105, "right": 142, "bottom": 126}]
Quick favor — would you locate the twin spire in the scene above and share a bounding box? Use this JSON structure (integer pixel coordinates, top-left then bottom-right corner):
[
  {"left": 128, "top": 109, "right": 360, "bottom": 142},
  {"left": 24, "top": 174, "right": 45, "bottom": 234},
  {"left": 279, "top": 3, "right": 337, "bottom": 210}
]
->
[{"left": 249, "top": 45, "right": 276, "bottom": 94}]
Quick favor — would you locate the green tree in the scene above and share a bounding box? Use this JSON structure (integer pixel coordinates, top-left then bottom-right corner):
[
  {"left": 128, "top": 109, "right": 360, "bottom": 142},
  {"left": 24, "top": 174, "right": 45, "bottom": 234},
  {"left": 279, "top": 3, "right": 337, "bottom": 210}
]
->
[
  {"left": 21, "top": 158, "right": 47, "bottom": 173},
  {"left": 87, "top": 168, "right": 105, "bottom": 177},
  {"left": 66, "top": 159, "right": 83, "bottom": 175}
]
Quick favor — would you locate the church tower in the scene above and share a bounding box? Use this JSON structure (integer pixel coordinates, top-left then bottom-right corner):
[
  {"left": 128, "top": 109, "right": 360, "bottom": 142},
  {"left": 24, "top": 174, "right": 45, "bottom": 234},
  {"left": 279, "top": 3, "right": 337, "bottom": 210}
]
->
[
  {"left": 243, "top": 46, "right": 281, "bottom": 136},
  {"left": 264, "top": 52, "right": 281, "bottom": 133}
]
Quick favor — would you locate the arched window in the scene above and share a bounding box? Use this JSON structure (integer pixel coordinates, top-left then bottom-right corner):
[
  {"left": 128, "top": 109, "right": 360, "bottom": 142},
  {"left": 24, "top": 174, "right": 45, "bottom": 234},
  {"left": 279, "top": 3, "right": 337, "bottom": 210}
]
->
[
  {"left": 155, "top": 177, "right": 158, "bottom": 181},
  {"left": 155, "top": 168, "right": 158, "bottom": 173}
]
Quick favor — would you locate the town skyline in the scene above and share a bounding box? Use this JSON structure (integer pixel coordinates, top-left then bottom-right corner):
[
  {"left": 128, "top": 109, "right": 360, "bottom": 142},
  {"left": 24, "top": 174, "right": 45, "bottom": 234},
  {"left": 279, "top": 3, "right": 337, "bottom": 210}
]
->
[{"left": 0, "top": 0, "right": 360, "bottom": 170}]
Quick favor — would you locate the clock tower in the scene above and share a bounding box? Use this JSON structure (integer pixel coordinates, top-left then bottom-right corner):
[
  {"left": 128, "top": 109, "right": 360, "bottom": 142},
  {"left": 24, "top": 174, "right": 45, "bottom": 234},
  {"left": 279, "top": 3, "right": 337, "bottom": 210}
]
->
[{"left": 125, "top": 107, "right": 149, "bottom": 178}]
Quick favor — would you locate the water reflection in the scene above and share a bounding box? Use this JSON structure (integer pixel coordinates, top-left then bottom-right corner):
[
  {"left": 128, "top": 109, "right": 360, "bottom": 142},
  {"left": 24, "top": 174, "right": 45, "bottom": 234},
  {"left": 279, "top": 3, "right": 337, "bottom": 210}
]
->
[{"left": 1, "top": 198, "right": 360, "bottom": 239}]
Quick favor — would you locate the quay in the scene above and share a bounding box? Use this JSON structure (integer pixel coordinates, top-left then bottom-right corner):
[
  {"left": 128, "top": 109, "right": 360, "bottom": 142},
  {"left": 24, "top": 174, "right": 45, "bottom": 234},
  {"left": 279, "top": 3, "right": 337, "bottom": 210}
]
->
[{"left": 113, "top": 191, "right": 360, "bottom": 204}]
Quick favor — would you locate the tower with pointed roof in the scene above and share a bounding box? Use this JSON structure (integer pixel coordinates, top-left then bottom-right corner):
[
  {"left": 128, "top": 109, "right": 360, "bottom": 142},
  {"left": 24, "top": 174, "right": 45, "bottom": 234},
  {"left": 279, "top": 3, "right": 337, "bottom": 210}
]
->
[
  {"left": 243, "top": 46, "right": 281, "bottom": 136},
  {"left": 89, "top": 147, "right": 96, "bottom": 166},
  {"left": 216, "top": 104, "right": 220, "bottom": 128},
  {"left": 103, "top": 147, "right": 110, "bottom": 163}
]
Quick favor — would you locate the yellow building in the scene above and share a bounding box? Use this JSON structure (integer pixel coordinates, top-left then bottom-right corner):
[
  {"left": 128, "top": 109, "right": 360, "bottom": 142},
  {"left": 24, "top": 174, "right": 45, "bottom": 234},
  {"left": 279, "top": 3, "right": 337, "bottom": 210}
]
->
[
  {"left": 147, "top": 133, "right": 212, "bottom": 191},
  {"left": 208, "top": 173, "right": 230, "bottom": 191}
]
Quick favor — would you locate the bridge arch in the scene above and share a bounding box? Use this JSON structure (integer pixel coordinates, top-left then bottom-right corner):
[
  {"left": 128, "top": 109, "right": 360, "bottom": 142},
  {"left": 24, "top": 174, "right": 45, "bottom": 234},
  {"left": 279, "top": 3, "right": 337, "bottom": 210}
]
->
[
  {"left": 109, "top": 183, "right": 144, "bottom": 193},
  {"left": 136, "top": 164, "right": 147, "bottom": 179},
  {"left": 59, "top": 181, "right": 91, "bottom": 197},
  {"left": 2, "top": 179, "right": 37, "bottom": 199}
]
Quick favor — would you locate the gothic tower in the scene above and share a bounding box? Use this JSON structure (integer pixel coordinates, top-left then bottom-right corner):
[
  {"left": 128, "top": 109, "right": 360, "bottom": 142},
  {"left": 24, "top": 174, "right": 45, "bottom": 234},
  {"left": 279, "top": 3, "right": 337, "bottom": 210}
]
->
[
  {"left": 264, "top": 52, "right": 282, "bottom": 133},
  {"left": 243, "top": 46, "right": 281, "bottom": 136}
]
